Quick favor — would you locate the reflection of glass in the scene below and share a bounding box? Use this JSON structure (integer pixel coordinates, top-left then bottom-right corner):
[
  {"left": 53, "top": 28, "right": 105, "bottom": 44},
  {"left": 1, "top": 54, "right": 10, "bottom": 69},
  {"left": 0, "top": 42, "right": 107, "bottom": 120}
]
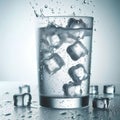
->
[{"left": 37, "top": 16, "right": 93, "bottom": 108}]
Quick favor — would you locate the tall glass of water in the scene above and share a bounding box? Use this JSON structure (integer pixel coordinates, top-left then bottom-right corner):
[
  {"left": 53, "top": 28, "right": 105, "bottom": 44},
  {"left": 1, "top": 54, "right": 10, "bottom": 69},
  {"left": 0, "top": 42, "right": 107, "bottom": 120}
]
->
[{"left": 37, "top": 16, "right": 93, "bottom": 109}]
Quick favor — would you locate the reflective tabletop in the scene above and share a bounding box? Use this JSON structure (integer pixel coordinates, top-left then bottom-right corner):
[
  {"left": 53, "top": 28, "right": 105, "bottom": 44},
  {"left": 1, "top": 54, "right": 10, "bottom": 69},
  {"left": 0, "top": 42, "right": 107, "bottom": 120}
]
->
[{"left": 0, "top": 82, "right": 120, "bottom": 120}]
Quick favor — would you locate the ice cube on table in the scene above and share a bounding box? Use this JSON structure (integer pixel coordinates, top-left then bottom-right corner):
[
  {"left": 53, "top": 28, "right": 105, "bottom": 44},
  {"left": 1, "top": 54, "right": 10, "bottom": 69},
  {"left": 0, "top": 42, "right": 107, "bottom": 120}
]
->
[
  {"left": 103, "top": 85, "right": 115, "bottom": 94},
  {"left": 89, "top": 85, "right": 99, "bottom": 95},
  {"left": 44, "top": 53, "right": 65, "bottom": 74},
  {"left": 19, "top": 85, "right": 30, "bottom": 94},
  {"left": 93, "top": 97, "right": 109, "bottom": 109},
  {"left": 67, "top": 18, "right": 86, "bottom": 29},
  {"left": 63, "top": 82, "right": 82, "bottom": 97},
  {"left": 67, "top": 41, "right": 88, "bottom": 61},
  {"left": 68, "top": 64, "right": 88, "bottom": 83},
  {"left": 13, "top": 93, "right": 32, "bottom": 107}
]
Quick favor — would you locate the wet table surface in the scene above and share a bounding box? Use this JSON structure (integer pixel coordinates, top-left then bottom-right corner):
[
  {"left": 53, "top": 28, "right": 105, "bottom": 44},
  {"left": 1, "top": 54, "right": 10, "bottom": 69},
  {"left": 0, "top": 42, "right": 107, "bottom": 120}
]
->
[{"left": 0, "top": 82, "right": 120, "bottom": 120}]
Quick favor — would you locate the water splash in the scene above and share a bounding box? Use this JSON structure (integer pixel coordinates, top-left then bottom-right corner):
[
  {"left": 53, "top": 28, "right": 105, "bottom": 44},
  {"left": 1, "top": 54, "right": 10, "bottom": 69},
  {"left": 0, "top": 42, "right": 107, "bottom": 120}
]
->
[{"left": 28, "top": 0, "right": 95, "bottom": 17}]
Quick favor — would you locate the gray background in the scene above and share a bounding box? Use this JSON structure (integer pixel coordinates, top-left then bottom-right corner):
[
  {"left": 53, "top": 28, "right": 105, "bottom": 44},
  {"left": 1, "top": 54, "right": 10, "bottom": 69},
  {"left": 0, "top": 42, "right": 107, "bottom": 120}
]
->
[{"left": 0, "top": 0, "right": 120, "bottom": 93}]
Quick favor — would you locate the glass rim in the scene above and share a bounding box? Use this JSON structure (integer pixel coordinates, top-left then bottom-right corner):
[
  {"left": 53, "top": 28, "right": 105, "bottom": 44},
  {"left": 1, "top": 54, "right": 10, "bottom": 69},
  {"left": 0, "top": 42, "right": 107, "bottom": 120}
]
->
[{"left": 37, "top": 16, "right": 93, "bottom": 19}]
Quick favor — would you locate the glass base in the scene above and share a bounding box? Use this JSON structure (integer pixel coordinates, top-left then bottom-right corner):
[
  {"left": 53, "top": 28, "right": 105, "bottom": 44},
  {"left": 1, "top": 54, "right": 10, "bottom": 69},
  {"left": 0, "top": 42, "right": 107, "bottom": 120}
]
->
[{"left": 40, "top": 96, "right": 89, "bottom": 109}]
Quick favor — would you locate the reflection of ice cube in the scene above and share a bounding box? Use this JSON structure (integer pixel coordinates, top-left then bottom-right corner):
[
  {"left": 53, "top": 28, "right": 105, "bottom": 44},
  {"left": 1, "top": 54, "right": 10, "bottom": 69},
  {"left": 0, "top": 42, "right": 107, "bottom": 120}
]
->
[
  {"left": 63, "top": 82, "right": 82, "bottom": 96},
  {"left": 68, "top": 64, "right": 88, "bottom": 83},
  {"left": 103, "top": 85, "right": 115, "bottom": 94},
  {"left": 89, "top": 85, "right": 99, "bottom": 95},
  {"left": 44, "top": 53, "right": 65, "bottom": 74},
  {"left": 81, "top": 80, "right": 88, "bottom": 96},
  {"left": 67, "top": 41, "right": 88, "bottom": 61},
  {"left": 67, "top": 18, "right": 86, "bottom": 29},
  {"left": 19, "top": 85, "right": 30, "bottom": 94},
  {"left": 13, "top": 93, "right": 32, "bottom": 107},
  {"left": 23, "top": 93, "right": 32, "bottom": 106},
  {"left": 47, "top": 34, "right": 62, "bottom": 48},
  {"left": 93, "top": 97, "right": 109, "bottom": 109}
]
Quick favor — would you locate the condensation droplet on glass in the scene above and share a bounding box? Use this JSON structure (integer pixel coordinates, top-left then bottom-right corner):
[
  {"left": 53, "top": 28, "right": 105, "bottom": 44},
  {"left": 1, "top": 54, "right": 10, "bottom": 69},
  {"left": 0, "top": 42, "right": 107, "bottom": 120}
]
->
[
  {"left": 40, "top": 8, "right": 43, "bottom": 12},
  {"left": 39, "top": 8, "right": 44, "bottom": 17},
  {"left": 44, "top": 4, "right": 48, "bottom": 8},
  {"left": 83, "top": 0, "right": 86, "bottom": 4},
  {"left": 28, "top": 115, "right": 32, "bottom": 118},
  {"left": 4, "top": 113, "right": 11, "bottom": 116},
  {"left": 21, "top": 115, "right": 25, "bottom": 118},
  {"left": 34, "top": 10, "right": 39, "bottom": 17},
  {"left": 35, "top": 3, "right": 38, "bottom": 6},
  {"left": 77, "top": 114, "right": 81, "bottom": 116},
  {"left": 29, "top": 1, "right": 32, "bottom": 5},
  {"left": 70, "top": 6, "right": 73, "bottom": 9},
  {"left": 60, "top": 112, "right": 67, "bottom": 115},
  {"left": 51, "top": 8, "right": 55, "bottom": 14},
  {"left": 73, "top": 12, "right": 76, "bottom": 16}
]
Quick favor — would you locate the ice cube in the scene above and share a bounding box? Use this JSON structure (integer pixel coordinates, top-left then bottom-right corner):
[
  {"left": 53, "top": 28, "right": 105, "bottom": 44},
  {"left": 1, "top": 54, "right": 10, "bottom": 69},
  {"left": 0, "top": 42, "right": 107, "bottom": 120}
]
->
[
  {"left": 67, "top": 18, "right": 86, "bottom": 29},
  {"left": 44, "top": 53, "right": 65, "bottom": 74},
  {"left": 44, "top": 24, "right": 56, "bottom": 36},
  {"left": 68, "top": 64, "right": 88, "bottom": 83},
  {"left": 63, "top": 82, "right": 76, "bottom": 97},
  {"left": 67, "top": 41, "right": 88, "bottom": 61},
  {"left": 47, "top": 34, "right": 63, "bottom": 48},
  {"left": 63, "top": 82, "right": 82, "bottom": 96},
  {"left": 58, "top": 28, "right": 78, "bottom": 44},
  {"left": 13, "top": 93, "right": 32, "bottom": 107},
  {"left": 23, "top": 93, "right": 32, "bottom": 106},
  {"left": 89, "top": 85, "right": 99, "bottom": 95},
  {"left": 103, "top": 85, "right": 115, "bottom": 94},
  {"left": 93, "top": 97, "right": 109, "bottom": 109},
  {"left": 19, "top": 85, "right": 30, "bottom": 94},
  {"left": 40, "top": 39, "right": 50, "bottom": 52}
]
